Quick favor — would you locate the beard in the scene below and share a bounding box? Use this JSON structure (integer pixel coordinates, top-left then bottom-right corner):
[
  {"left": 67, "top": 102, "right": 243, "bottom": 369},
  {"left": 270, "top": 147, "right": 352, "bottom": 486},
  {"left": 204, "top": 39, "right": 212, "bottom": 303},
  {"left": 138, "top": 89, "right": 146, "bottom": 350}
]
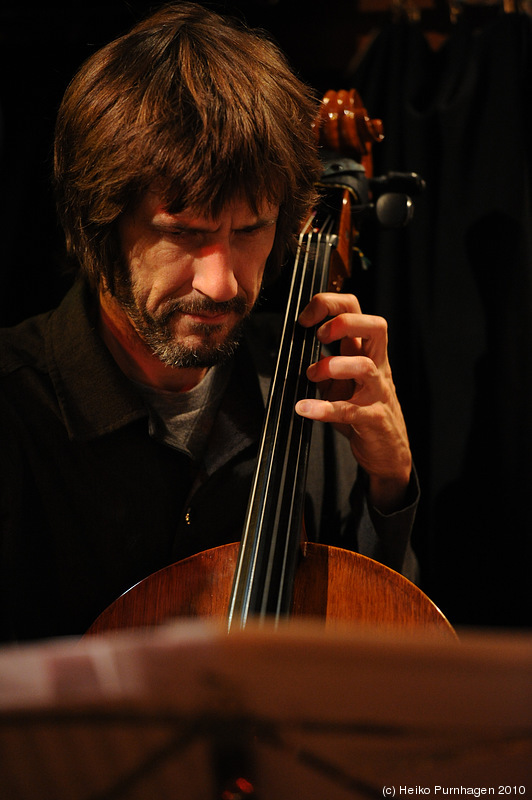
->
[{"left": 112, "top": 273, "right": 254, "bottom": 369}]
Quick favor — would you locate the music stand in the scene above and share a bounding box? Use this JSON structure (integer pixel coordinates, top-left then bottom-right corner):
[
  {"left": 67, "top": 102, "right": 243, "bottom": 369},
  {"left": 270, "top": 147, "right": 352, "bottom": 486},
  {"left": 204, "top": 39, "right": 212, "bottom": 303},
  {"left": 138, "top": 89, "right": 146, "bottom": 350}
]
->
[{"left": 0, "top": 620, "right": 531, "bottom": 799}]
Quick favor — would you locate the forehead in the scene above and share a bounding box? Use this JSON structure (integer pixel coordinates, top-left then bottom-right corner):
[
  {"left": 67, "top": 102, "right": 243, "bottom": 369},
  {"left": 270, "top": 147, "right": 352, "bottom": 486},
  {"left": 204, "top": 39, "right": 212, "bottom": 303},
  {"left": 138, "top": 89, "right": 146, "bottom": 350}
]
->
[{"left": 139, "top": 187, "right": 279, "bottom": 224}]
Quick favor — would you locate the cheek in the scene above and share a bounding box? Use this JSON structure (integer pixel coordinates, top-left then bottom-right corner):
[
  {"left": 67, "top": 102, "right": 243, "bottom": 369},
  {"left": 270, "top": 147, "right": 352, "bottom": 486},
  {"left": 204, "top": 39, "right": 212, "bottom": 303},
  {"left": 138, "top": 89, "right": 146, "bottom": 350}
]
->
[
  {"left": 129, "top": 245, "right": 191, "bottom": 305},
  {"left": 239, "top": 237, "right": 275, "bottom": 295},
  {"left": 238, "top": 262, "right": 266, "bottom": 303}
]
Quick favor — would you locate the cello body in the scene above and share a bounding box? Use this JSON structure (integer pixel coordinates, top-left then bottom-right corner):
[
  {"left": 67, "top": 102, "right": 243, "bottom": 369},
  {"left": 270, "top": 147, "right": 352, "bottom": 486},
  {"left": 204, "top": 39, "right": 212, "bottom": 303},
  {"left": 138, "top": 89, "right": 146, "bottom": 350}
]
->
[{"left": 87, "top": 542, "right": 455, "bottom": 637}]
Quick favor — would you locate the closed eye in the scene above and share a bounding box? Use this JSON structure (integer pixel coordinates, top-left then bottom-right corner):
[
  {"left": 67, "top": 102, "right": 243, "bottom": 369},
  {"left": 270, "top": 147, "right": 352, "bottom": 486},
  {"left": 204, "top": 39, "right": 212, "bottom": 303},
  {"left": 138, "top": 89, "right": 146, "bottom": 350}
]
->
[
  {"left": 236, "top": 220, "right": 277, "bottom": 236},
  {"left": 158, "top": 226, "right": 204, "bottom": 241}
]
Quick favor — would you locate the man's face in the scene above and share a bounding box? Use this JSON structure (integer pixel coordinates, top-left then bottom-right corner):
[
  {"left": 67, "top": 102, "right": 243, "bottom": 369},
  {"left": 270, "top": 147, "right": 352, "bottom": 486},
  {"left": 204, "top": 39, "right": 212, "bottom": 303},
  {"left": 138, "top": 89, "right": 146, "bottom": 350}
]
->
[{"left": 113, "top": 189, "right": 279, "bottom": 368}]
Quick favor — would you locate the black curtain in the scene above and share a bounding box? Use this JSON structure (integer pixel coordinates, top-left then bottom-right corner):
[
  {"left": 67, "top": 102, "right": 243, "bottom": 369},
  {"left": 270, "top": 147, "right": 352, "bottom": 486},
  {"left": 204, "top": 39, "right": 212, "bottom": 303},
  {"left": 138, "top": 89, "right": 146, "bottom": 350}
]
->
[
  {"left": 0, "top": 6, "right": 134, "bottom": 326},
  {"left": 351, "top": 13, "right": 532, "bottom": 628}
]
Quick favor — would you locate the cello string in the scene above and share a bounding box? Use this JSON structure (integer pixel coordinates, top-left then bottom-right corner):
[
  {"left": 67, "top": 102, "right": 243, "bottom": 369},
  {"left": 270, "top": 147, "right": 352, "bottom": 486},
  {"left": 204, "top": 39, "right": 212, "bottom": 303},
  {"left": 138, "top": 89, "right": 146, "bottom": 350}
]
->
[
  {"left": 227, "top": 229, "right": 311, "bottom": 626},
  {"left": 269, "top": 220, "right": 336, "bottom": 617},
  {"left": 257, "top": 216, "right": 337, "bottom": 617},
  {"left": 228, "top": 212, "right": 338, "bottom": 626},
  {"left": 258, "top": 228, "right": 324, "bottom": 613},
  {"left": 248, "top": 221, "right": 337, "bottom": 616}
]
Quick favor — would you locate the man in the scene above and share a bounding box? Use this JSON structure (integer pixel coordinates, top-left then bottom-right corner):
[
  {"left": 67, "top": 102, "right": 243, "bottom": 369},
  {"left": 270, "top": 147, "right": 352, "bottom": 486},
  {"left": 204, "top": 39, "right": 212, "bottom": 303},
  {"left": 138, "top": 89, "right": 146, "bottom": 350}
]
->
[{"left": 0, "top": 2, "right": 417, "bottom": 642}]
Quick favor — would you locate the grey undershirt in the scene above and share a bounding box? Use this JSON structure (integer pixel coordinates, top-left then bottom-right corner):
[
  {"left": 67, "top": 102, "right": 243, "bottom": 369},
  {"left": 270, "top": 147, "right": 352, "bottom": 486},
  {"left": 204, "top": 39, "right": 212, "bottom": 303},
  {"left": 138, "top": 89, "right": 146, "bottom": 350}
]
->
[{"left": 134, "top": 361, "right": 233, "bottom": 464}]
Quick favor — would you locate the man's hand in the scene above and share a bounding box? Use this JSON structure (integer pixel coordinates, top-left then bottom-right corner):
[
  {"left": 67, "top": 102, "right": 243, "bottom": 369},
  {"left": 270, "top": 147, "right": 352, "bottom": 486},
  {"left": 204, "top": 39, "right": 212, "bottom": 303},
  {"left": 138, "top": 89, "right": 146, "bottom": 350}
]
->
[{"left": 295, "top": 292, "right": 412, "bottom": 514}]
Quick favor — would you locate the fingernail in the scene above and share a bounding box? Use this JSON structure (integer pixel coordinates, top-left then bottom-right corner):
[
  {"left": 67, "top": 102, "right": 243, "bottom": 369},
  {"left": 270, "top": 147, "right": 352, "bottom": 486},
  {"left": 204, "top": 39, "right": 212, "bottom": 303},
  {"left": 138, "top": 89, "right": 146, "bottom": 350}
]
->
[{"left": 296, "top": 400, "right": 311, "bottom": 414}]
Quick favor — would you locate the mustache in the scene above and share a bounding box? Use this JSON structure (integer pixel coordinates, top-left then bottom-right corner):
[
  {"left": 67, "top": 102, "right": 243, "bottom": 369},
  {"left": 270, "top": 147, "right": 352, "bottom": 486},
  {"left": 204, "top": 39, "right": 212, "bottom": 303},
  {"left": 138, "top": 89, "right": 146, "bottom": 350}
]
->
[{"left": 160, "top": 296, "right": 249, "bottom": 320}]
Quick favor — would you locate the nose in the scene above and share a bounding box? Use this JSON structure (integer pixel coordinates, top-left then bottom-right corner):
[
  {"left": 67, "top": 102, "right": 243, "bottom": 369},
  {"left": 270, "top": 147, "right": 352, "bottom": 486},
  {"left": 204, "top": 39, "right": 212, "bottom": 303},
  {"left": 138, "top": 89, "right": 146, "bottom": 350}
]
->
[{"left": 191, "top": 242, "right": 239, "bottom": 303}]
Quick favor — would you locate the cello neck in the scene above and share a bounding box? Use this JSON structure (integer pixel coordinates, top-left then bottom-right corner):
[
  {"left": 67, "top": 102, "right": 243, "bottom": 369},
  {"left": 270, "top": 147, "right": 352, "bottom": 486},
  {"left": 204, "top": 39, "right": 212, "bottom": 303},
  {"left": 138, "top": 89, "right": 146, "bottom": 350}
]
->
[{"left": 228, "top": 88, "right": 383, "bottom": 631}]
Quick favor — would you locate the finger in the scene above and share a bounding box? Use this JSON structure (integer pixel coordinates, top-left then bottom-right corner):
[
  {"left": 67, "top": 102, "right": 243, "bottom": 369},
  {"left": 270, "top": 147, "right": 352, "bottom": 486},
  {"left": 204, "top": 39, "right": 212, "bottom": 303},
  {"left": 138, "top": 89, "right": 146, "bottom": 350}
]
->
[
  {"left": 307, "top": 354, "right": 380, "bottom": 385},
  {"left": 295, "top": 397, "right": 370, "bottom": 428},
  {"left": 318, "top": 312, "right": 388, "bottom": 346},
  {"left": 295, "top": 397, "right": 344, "bottom": 423},
  {"left": 319, "top": 314, "right": 389, "bottom": 369},
  {"left": 298, "top": 292, "right": 361, "bottom": 327}
]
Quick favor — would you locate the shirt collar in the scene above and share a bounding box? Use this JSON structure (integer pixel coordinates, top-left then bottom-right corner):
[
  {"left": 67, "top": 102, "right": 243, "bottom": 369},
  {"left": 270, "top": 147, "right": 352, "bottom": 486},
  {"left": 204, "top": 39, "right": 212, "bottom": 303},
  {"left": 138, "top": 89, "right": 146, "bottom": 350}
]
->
[{"left": 46, "top": 280, "right": 147, "bottom": 441}]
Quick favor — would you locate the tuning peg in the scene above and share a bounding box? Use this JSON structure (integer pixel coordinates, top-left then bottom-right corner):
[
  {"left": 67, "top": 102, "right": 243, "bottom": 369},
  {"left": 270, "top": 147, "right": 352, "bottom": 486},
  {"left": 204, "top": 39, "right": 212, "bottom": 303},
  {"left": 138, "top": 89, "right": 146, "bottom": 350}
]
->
[{"left": 375, "top": 193, "right": 414, "bottom": 228}]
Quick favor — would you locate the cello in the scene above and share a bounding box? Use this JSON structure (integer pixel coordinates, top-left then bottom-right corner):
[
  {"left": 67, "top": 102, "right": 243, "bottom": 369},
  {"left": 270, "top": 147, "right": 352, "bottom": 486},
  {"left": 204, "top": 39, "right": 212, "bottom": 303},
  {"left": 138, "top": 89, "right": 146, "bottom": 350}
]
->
[{"left": 88, "top": 90, "right": 454, "bottom": 639}]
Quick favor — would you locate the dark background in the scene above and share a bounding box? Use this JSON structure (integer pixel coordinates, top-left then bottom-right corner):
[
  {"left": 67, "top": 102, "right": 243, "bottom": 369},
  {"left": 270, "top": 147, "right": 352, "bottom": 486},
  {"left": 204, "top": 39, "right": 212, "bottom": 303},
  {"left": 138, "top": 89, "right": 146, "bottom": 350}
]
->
[{"left": 1, "top": 1, "right": 531, "bottom": 629}]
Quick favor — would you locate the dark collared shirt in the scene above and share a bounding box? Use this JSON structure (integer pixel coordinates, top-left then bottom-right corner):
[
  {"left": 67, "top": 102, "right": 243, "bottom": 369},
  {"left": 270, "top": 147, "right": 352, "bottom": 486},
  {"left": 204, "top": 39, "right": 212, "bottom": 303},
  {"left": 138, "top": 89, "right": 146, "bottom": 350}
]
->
[{"left": 0, "top": 281, "right": 418, "bottom": 642}]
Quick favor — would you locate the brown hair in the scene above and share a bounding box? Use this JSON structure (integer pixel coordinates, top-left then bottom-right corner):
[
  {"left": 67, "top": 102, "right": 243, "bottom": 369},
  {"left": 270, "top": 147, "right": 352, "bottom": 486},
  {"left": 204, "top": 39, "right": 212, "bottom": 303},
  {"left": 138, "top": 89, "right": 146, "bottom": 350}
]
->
[{"left": 53, "top": 2, "right": 322, "bottom": 292}]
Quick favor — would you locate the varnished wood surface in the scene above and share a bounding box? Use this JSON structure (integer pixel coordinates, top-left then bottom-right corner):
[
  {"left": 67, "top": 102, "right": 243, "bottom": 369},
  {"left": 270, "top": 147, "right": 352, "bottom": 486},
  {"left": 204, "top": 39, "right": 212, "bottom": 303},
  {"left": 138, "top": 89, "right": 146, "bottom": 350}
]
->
[{"left": 87, "top": 543, "right": 455, "bottom": 638}]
